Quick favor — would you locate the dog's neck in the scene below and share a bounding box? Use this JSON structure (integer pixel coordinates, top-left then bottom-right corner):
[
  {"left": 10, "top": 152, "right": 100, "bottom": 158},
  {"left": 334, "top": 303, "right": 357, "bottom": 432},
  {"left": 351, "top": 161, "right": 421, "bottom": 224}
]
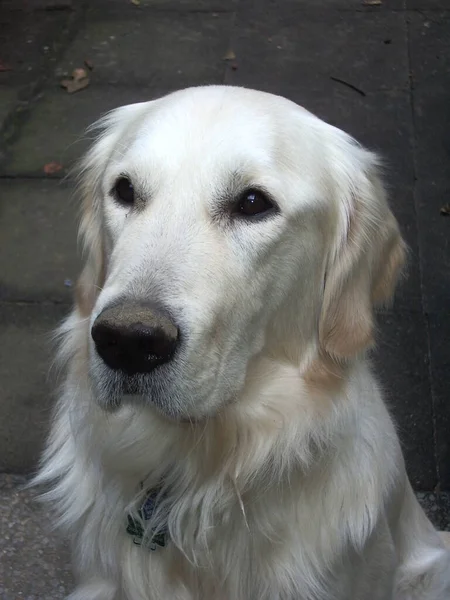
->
[{"left": 96, "top": 354, "right": 356, "bottom": 490}]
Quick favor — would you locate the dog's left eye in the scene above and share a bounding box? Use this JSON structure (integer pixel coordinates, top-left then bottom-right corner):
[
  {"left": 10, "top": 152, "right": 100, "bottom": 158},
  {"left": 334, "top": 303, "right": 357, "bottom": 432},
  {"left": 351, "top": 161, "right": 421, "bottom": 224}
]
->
[
  {"left": 233, "top": 189, "right": 275, "bottom": 218},
  {"left": 113, "top": 177, "right": 135, "bottom": 205}
]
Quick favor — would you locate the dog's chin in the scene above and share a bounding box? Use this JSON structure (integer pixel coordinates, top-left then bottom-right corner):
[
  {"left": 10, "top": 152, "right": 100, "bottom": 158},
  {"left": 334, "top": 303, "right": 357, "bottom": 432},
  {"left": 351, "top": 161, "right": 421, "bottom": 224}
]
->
[
  {"left": 95, "top": 388, "right": 189, "bottom": 421},
  {"left": 97, "top": 388, "right": 177, "bottom": 421},
  {"left": 90, "top": 365, "right": 219, "bottom": 422}
]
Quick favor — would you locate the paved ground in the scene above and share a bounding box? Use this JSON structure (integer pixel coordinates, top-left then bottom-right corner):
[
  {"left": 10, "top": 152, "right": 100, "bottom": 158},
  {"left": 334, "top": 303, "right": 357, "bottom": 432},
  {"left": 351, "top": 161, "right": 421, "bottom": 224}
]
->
[{"left": 0, "top": 0, "right": 449, "bottom": 596}]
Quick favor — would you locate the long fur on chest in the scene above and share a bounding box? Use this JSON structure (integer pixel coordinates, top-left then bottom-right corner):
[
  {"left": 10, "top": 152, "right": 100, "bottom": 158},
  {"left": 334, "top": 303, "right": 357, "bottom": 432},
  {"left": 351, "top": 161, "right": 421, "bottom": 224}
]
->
[{"left": 34, "top": 313, "right": 402, "bottom": 600}]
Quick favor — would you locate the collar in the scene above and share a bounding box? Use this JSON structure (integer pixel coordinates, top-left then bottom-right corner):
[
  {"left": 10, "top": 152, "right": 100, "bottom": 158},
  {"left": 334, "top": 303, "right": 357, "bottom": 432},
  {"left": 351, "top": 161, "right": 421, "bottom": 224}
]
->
[{"left": 126, "top": 487, "right": 168, "bottom": 551}]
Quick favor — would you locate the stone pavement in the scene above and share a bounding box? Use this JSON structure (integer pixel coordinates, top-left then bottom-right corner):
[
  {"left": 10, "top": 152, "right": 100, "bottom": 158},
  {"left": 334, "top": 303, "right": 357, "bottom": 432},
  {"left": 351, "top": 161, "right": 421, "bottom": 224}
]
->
[{"left": 0, "top": 0, "right": 449, "bottom": 596}]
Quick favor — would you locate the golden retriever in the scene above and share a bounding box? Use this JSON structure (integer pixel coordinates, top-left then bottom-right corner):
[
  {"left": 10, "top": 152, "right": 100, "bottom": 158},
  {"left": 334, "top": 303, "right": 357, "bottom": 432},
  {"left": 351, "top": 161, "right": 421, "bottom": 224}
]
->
[{"left": 35, "top": 86, "right": 450, "bottom": 600}]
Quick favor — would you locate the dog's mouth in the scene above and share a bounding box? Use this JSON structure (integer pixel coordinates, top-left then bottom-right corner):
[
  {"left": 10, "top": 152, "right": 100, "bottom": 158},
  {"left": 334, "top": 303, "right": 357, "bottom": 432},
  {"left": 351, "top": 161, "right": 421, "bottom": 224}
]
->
[
  {"left": 121, "top": 374, "right": 152, "bottom": 395},
  {"left": 89, "top": 355, "right": 191, "bottom": 420},
  {"left": 91, "top": 363, "right": 156, "bottom": 403}
]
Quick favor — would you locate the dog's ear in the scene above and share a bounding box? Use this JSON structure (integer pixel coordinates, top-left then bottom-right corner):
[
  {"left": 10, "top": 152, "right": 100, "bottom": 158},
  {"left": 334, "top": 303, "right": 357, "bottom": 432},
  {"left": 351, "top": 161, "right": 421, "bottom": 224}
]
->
[
  {"left": 319, "top": 134, "right": 406, "bottom": 359},
  {"left": 74, "top": 169, "right": 105, "bottom": 317},
  {"left": 73, "top": 114, "right": 125, "bottom": 316},
  {"left": 73, "top": 127, "right": 114, "bottom": 317},
  {"left": 73, "top": 103, "right": 148, "bottom": 316}
]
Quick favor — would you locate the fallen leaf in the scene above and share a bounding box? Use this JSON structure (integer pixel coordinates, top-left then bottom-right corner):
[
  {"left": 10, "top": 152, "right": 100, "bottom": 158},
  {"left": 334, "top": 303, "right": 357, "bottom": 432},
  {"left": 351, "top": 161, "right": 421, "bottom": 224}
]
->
[
  {"left": 60, "top": 65, "right": 91, "bottom": 93},
  {"left": 84, "top": 58, "right": 94, "bottom": 71},
  {"left": 362, "top": 0, "right": 382, "bottom": 4},
  {"left": 44, "top": 161, "right": 63, "bottom": 174},
  {"left": 61, "top": 76, "right": 90, "bottom": 93},
  {"left": 72, "top": 67, "right": 88, "bottom": 80},
  {"left": 223, "top": 49, "right": 236, "bottom": 61},
  {"left": 440, "top": 203, "right": 450, "bottom": 216}
]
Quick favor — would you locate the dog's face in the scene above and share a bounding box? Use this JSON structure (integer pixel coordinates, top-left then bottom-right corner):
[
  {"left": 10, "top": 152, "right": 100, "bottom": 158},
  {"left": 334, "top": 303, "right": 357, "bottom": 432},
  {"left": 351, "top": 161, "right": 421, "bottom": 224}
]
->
[{"left": 76, "top": 86, "right": 404, "bottom": 419}]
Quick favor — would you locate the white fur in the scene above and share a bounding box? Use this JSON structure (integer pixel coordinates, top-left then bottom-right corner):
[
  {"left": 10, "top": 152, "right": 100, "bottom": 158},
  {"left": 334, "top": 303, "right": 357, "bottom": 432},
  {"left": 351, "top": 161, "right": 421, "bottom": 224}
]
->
[{"left": 34, "top": 86, "right": 450, "bottom": 600}]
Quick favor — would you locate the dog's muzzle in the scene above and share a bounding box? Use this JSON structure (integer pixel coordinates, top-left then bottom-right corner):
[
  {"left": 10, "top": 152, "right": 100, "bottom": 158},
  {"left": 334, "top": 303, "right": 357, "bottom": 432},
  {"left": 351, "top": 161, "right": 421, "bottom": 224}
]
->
[{"left": 91, "top": 303, "right": 179, "bottom": 375}]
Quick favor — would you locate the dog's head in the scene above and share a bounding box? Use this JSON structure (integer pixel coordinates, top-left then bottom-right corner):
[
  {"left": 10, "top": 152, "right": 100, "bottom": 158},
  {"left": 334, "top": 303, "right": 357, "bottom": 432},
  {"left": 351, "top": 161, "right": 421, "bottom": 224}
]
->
[{"left": 75, "top": 86, "right": 405, "bottom": 419}]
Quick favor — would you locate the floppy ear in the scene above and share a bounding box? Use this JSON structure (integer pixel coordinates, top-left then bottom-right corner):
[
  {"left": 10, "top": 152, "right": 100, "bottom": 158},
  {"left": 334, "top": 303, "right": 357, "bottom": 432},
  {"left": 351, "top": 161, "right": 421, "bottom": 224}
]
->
[
  {"left": 73, "top": 103, "right": 148, "bottom": 316},
  {"left": 319, "top": 135, "right": 406, "bottom": 359},
  {"left": 73, "top": 124, "right": 116, "bottom": 317},
  {"left": 74, "top": 167, "right": 105, "bottom": 317},
  {"left": 73, "top": 115, "right": 123, "bottom": 317}
]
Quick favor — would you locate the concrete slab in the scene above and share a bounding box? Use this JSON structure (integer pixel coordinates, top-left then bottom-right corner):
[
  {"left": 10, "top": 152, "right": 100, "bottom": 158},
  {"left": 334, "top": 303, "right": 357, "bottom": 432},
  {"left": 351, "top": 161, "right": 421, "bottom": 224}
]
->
[
  {"left": 408, "top": 11, "right": 450, "bottom": 314},
  {"left": 0, "top": 474, "right": 73, "bottom": 600},
  {"left": 0, "top": 87, "right": 21, "bottom": 131},
  {"left": 3, "top": 86, "right": 165, "bottom": 176},
  {"left": 244, "top": 0, "right": 406, "bottom": 10},
  {"left": 427, "top": 314, "right": 450, "bottom": 489},
  {"left": 373, "top": 311, "right": 436, "bottom": 490},
  {"left": 0, "top": 86, "right": 22, "bottom": 164},
  {"left": 227, "top": 5, "right": 408, "bottom": 93},
  {"left": 409, "top": 11, "right": 450, "bottom": 185},
  {"left": 87, "top": 0, "right": 237, "bottom": 11},
  {"left": 414, "top": 85, "right": 450, "bottom": 186},
  {"left": 55, "top": 10, "right": 232, "bottom": 87},
  {"left": 2, "top": 0, "right": 74, "bottom": 8},
  {"left": 0, "top": 179, "right": 79, "bottom": 303},
  {"left": 0, "top": 9, "right": 73, "bottom": 86},
  {"left": 407, "top": 1, "right": 450, "bottom": 8},
  {"left": 0, "top": 303, "right": 69, "bottom": 473},
  {"left": 389, "top": 187, "right": 423, "bottom": 314},
  {"left": 417, "top": 491, "right": 450, "bottom": 531},
  {"left": 414, "top": 183, "right": 450, "bottom": 314}
]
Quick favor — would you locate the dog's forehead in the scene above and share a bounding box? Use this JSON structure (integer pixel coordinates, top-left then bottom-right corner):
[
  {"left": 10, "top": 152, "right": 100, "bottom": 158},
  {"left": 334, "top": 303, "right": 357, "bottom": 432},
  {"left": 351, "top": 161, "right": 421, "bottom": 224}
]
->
[
  {"left": 123, "top": 88, "right": 306, "bottom": 174},
  {"left": 102, "top": 87, "right": 332, "bottom": 211}
]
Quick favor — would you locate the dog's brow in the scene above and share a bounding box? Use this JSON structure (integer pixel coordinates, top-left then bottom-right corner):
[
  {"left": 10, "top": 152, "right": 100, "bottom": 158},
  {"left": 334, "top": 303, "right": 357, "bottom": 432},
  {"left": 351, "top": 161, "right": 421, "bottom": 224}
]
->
[
  {"left": 209, "top": 170, "right": 248, "bottom": 213},
  {"left": 219, "top": 169, "right": 251, "bottom": 199}
]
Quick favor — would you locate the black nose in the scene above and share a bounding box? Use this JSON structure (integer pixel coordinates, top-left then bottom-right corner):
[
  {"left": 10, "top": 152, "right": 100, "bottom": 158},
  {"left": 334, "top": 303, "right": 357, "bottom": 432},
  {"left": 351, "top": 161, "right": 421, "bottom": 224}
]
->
[{"left": 91, "top": 303, "right": 179, "bottom": 375}]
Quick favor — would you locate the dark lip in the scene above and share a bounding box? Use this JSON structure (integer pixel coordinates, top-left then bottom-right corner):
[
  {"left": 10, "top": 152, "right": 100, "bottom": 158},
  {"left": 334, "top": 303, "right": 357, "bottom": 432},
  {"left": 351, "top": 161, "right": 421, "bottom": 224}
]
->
[
  {"left": 121, "top": 377, "right": 152, "bottom": 395},
  {"left": 93, "top": 365, "right": 212, "bottom": 423},
  {"left": 111, "top": 355, "right": 172, "bottom": 377},
  {"left": 110, "top": 365, "right": 169, "bottom": 388}
]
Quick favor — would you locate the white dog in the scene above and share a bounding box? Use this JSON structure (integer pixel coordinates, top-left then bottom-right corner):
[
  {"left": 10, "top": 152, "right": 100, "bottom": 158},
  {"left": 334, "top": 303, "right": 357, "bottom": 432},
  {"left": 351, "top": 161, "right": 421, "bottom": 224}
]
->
[{"left": 35, "top": 86, "right": 450, "bottom": 600}]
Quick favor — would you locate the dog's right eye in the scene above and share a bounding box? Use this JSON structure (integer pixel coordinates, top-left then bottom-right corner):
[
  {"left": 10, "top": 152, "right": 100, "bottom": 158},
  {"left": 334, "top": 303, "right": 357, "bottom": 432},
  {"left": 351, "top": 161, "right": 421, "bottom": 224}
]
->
[{"left": 113, "top": 177, "right": 135, "bottom": 205}]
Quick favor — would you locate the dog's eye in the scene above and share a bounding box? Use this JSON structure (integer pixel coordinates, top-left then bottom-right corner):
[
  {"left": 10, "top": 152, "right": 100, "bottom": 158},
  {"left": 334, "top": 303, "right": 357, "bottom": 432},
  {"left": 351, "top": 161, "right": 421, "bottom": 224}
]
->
[
  {"left": 114, "top": 177, "right": 134, "bottom": 205},
  {"left": 233, "top": 189, "right": 275, "bottom": 218}
]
